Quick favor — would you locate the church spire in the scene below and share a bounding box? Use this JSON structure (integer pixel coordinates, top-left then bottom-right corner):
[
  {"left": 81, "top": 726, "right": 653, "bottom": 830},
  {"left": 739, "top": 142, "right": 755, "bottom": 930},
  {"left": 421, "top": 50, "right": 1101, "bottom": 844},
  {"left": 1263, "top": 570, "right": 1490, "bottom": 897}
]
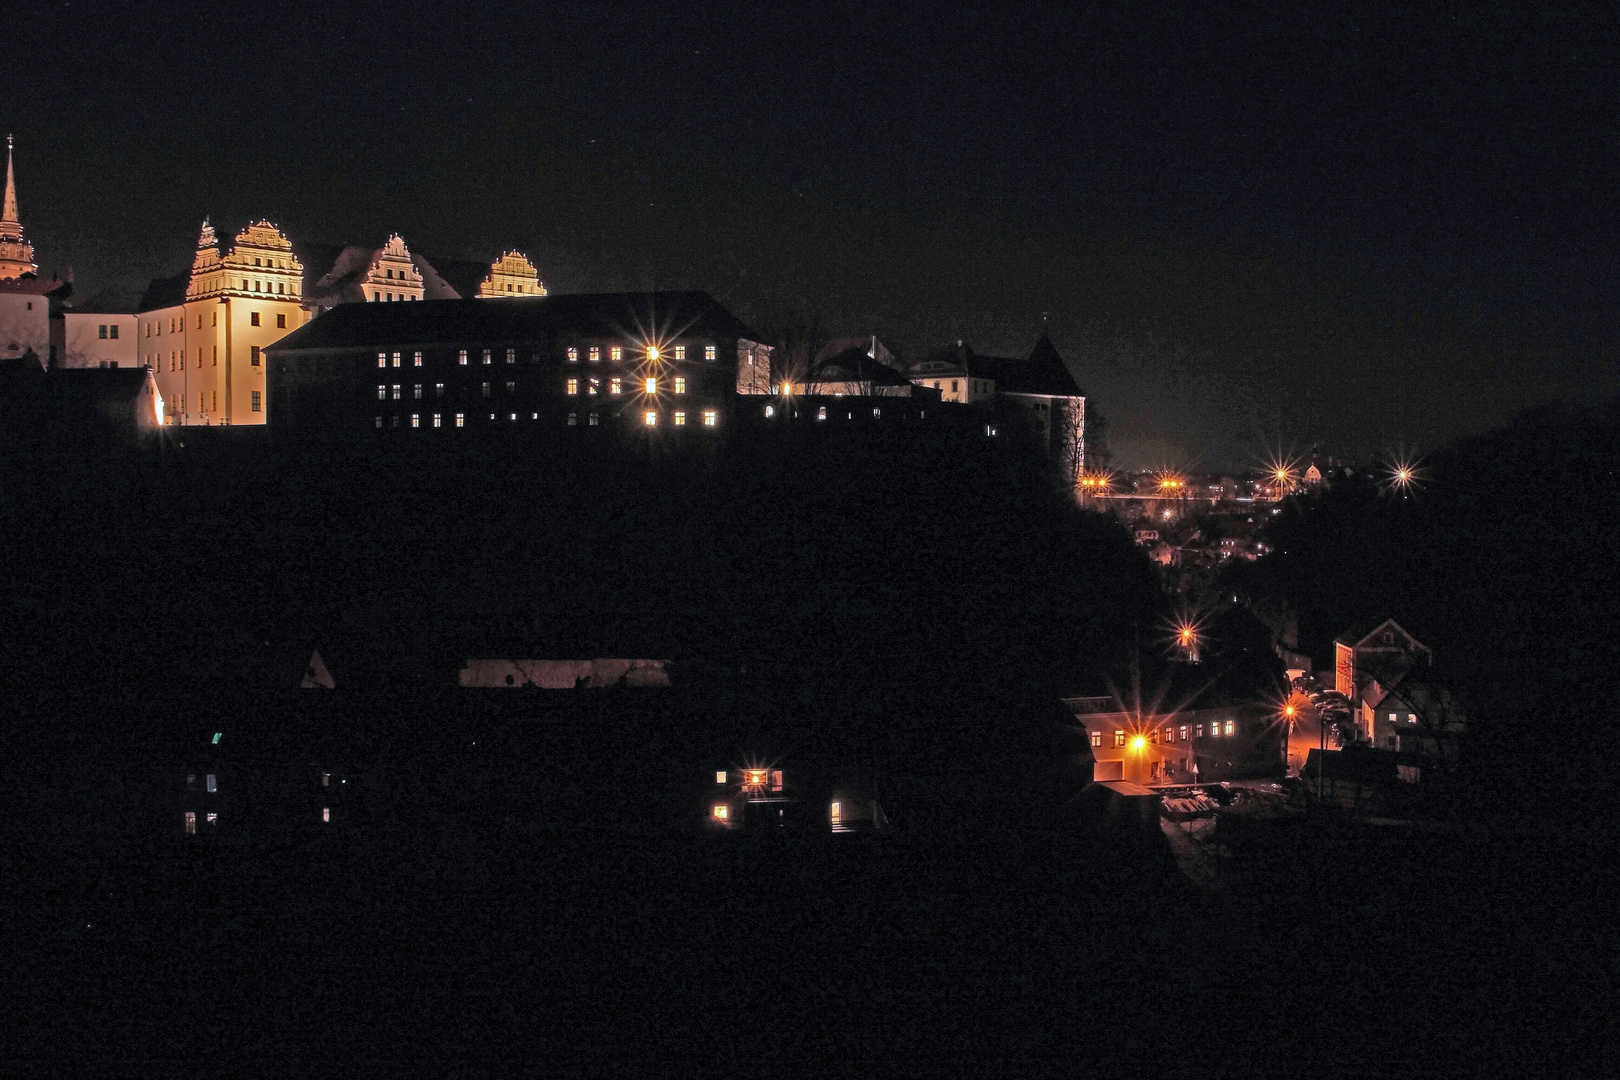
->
[
  {"left": 0, "top": 135, "right": 38, "bottom": 280},
  {"left": 3, "top": 136, "right": 19, "bottom": 227}
]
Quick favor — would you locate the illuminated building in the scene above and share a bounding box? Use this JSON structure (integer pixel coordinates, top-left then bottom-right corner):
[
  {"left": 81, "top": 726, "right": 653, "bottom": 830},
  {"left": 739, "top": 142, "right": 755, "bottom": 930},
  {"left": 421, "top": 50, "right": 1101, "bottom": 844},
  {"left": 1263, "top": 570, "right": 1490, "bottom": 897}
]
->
[
  {"left": 1065, "top": 695, "right": 1272, "bottom": 785},
  {"left": 477, "top": 251, "right": 546, "bottom": 297},
  {"left": 1333, "top": 618, "right": 1435, "bottom": 743},
  {"left": 0, "top": 139, "right": 71, "bottom": 367},
  {"left": 265, "top": 290, "right": 769, "bottom": 440},
  {"left": 136, "top": 220, "right": 308, "bottom": 426}
]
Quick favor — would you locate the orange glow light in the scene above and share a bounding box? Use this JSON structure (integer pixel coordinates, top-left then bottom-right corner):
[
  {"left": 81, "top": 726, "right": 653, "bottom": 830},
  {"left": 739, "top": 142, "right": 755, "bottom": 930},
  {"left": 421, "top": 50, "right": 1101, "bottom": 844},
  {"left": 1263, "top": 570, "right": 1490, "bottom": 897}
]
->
[
  {"left": 1132, "top": 736, "right": 1146, "bottom": 749},
  {"left": 712, "top": 804, "right": 728, "bottom": 820},
  {"left": 646, "top": 346, "right": 660, "bottom": 361}
]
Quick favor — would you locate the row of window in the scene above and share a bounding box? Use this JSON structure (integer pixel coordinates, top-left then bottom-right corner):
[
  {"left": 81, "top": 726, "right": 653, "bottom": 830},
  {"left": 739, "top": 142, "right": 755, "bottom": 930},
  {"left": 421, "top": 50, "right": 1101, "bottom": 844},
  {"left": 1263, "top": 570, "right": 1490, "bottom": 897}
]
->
[
  {"left": 1094, "top": 720, "right": 1238, "bottom": 748},
  {"left": 146, "top": 310, "right": 286, "bottom": 336},
  {"left": 96, "top": 324, "right": 121, "bottom": 339},
  {"left": 375, "top": 345, "right": 718, "bottom": 368},
  {"left": 153, "top": 345, "right": 265, "bottom": 370},
  {"left": 373, "top": 409, "right": 718, "bottom": 429},
  {"left": 371, "top": 292, "right": 418, "bottom": 302},
  {"left": 564, "top": 344, "right": 716, "bottom": 363},
  {"left": 162, "top": 391, "right": 259, "bottom": 415},
  {"left": 565, "top": 376, "right": 686, "bottom": 396}
]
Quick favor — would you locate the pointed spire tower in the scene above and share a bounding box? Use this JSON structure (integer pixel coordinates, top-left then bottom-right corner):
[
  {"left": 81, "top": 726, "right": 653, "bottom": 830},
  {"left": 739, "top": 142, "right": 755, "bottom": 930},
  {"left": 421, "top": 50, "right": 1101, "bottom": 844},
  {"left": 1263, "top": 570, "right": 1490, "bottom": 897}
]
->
[{"left": 0, "top": 135, "right": 39, "bottom": 281}]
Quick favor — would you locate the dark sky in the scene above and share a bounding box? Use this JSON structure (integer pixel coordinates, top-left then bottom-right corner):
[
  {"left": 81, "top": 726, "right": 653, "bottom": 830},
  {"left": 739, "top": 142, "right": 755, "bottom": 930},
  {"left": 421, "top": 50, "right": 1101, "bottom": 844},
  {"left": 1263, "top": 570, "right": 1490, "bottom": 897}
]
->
[{"left": 10, "top": 1, "right": 1617, "bottom": 466}]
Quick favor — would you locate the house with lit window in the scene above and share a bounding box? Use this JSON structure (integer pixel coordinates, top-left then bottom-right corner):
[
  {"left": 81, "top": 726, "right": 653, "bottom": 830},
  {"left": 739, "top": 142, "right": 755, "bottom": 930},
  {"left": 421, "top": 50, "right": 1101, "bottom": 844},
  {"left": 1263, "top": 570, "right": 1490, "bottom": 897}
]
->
[
  {"left": 1065, "top": 696, "right": 1278, "bottom": 785},
  {"left": 1333, "top": 618, "right": 1437, "bottom": 741},
  {"left": 264, "top": 290, "right": 769, "bottom": 440}
]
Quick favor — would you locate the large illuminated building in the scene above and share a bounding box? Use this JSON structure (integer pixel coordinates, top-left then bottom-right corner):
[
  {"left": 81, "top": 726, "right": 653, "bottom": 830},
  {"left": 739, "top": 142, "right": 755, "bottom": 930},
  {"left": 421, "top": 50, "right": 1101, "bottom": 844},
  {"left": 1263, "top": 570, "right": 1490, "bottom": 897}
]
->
[
  {"left": 265, "top": 290, "right": 770, "bottom": 441},
  {"left": 301, "top": 240, "right": 546, "bottom": 312},
  {"left": 136, "top": 220, "right": 309, "bottom": 426}
]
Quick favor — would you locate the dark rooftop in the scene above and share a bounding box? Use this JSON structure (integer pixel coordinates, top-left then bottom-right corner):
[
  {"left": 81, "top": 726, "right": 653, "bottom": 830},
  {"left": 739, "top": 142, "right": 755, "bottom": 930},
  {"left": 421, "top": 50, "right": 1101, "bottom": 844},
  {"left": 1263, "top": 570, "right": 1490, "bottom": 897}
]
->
[{"left": 266, "top": 291, "right": 762, "bottom": 355}]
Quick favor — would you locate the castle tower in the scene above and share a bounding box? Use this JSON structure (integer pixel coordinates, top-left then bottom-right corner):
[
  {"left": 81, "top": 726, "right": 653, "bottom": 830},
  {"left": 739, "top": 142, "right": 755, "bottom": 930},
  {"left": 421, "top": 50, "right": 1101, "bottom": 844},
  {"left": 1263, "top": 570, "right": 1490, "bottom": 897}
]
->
[
  {"left": 478, "top": 251, "right": 545, "bottom": 297},
  {"left": 0, "top": 136, "right": 39, "bottom": 281}
]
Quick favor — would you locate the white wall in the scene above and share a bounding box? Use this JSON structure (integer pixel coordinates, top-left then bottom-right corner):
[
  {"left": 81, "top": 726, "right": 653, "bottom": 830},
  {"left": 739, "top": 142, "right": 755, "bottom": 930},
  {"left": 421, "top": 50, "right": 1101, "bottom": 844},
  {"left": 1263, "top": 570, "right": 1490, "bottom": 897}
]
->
[
  {"left": 63, "top": 312, "right": 140, "bottom": 368},
  {"left": 0, "top": 291, "right": 51, "bottom": 365}
]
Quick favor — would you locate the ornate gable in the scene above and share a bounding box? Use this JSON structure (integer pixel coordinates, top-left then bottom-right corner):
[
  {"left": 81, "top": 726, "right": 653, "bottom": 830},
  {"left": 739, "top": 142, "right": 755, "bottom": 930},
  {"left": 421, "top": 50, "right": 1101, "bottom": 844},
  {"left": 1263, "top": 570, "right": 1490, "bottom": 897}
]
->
[{"left": 478, "top": 251, "right": 545, "bottom": 297}]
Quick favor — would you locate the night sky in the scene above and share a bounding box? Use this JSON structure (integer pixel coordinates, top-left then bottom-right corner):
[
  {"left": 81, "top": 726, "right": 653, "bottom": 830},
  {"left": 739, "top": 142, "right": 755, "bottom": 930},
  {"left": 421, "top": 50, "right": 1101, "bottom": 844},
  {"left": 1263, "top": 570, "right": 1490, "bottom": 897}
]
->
[{"left": 10, "top": 2, "right": 1616, "bottom": 466}]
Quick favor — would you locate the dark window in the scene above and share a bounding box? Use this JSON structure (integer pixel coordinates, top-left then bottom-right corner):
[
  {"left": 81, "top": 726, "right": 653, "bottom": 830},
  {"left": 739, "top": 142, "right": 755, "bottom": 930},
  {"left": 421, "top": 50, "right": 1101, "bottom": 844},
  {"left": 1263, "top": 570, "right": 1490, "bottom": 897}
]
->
[
  {"left": 251, "top": 312, "right": 261, "bottom": 327},
  {"left": 98, "top": 325, "right": 108, "bottom": 339},
  {"left": 505, "top": 381, "right": 515, "bottom": 395},
  {"left": 250, "top": 346, "right": 261, "bottom": 366},
  {"left": 109, "top": 324, "right": 119, "bottom": 339},
  {"left": 251, "top": 391, "right": 261, "bottom": 412},
  {"left": 276, "top": 313, "right": 286, "bottom": 329}
]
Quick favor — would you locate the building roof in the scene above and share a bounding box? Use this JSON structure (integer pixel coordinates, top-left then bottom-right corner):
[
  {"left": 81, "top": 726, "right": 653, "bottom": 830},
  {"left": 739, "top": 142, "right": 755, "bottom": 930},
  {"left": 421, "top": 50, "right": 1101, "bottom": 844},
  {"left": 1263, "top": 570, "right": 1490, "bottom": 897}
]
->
[
  {"left": 266, "top": 291, "right": 761, "bottom": 355},
  {"left": 804, "top": 346, "right": 915, "bottom": 388},
  {"left": 1334, "top": 617, "right": 1431, "bottom": 654},
  {"left": 422, "top": 255, "right": 492, "bottom": 300},
  {"left": 970, "top": 332, "right": 1084, "bottom": 398},
  {"left": 137, "top": 273, "right": 188, "bottom": 313},
  {"left": 0, "top": 274, "right": 71, "bottom": 297}
]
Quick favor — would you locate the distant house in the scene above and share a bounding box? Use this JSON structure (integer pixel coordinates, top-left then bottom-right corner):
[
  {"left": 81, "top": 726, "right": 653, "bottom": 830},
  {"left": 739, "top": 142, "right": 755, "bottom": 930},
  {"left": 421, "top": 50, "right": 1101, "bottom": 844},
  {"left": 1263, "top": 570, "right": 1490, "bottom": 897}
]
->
[
  {"left": 1065, "top": 697, "right": 1274, "bottom": 785},
  {"left": 1334, "top": 618, "right": 1432, "bottom": 707}
]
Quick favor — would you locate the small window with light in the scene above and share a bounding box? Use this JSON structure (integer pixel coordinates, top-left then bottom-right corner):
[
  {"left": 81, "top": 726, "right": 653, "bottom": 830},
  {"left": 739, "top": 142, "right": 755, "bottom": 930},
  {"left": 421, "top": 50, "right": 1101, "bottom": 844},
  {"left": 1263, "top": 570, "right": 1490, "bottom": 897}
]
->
[
  {"left": 644, "top": 410, "right": 658, "bottom": 426},
  {"left": 704, "top": 345, "right": 717, "bottom": 361},
  {"left": 702, "top": 409, "right": 717, "bottom": 427},
  {"left": 1114, "top": 730, "right": 1126, "bottom": 748},
  {"left": 378, "top": 352, "right": 388, "bottom": 368},
  {"left": 458, "top": 349, "right": 468, "bottom": 365},
  {"left": 673, "top": 411, "right": 686, "bottom": 426},
  {"left": 567, "top": 347, "right": 579, "bottom": 362},
  {"left": 566, "top": 378, "right": 579, "bottom": 395},
  {"left": 673, "top": 345, "right": 686, "bottom": 361},
  {"left": 482, "top": 349, "right": 492, "bottom": 365},
  {"left": 610, "top": 345, "right": 623, "bottom": 362},
  {"left": 610, "top": 377, "right": 622, "bottom": 395},
  {"left": 1090, "top": 731, "right": 1102, "bottom": 747},
  {"left": 674, "top": 377, "right": 686, "bottom": 394},
  {"left": 589, "top": 346, "right": 600, "bottom": 363}
]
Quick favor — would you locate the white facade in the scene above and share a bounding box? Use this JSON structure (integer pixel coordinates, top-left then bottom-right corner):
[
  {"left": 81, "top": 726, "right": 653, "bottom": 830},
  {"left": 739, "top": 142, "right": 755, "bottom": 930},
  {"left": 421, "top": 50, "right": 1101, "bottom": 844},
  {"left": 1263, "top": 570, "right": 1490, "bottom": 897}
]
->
[
  {"left": 0, "top": 288, "right": 51, "bottom": 364},
  {"left": 63, "top": 312, "right": 140, "bottom": 368}
]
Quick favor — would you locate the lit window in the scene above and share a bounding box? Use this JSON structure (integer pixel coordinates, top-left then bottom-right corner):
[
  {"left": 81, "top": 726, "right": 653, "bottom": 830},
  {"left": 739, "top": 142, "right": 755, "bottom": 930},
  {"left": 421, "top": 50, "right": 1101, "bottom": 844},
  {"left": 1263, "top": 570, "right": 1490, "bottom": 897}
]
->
[
  {"left": 411, "top": 414, "right": 420, "bottom": 428},
  {"left": 764, "top": 405, "right": 775, "bottom": 418},
  {"left": 674, "top": 377, "right": 686, "bottom": 394},
  {"left": 413, "top": 385, "right": 423, "bottom": 399},
  {"left": 1408, "top": 713, "right": 1417, "bottom": 724},
  {"left": 874, "top": 407, "right": 882, "bottom": 419},
  {"left": 588, "top": 413, "right": 599, "bottom": 426},
  {"left": 206, "top": 813, "right": 217, "bottom": 824},
  {"left": 435, "top": 383, "right": 444, "bottom": 397},
  {"left": 1196, "top": 724, "right": 1204, "bottom": 738},
  {"left": 185, "top": 811, "right": 196, "bottom": 834},
  {"left": 459, "top": 349, "right": 468, "bottom": 365},
  {"left": 482, "top": 350, "right": 492, "bottom": 365},
  {"left": 455, "top": 413, "right": 465, "bottom": 428},
  {"left": 674, "top": 411, "right": 686, "bottom": 426},
  {"left": 712, "top": 804, "right": 728, "bottom": 821},
  {"left": 610, "top": 346, "right": 623, "bottom": 361},
  {"left": 375, "top": 416, "right": 383, "bottom": 428},
  {"left": 510, "top": 413, "right": 518, "bottom": 422},
  {"left": 589, "top": 346, "right": 600, "bottom": 363},
  {"left": 1180, "top": 725, "right": 1189, "bottom": 741},
  {"left": 817, "top": 406, "right": 827, "bottom": 421},
  {"left": 645, "top": 377, "right": 657, "bottom": 394},
  {"left": 610, "top": 378, "right": 622, "bottom": 395},
  {"left": 674, "top": 345, "right": 686, "bottom": 360},
  {"left": 715, "top": 771, "right": 727, "bottom": 784},
  {"left": 647, "top": 345, "right": 660, "bottom": 360},
  {"left": 1091, "top": 731, "right": 1102, "bottom": 747},
  {"left": 830, "top": 801, "right": 842, "bottom": 823},
  {"left": 481, "top": 383, "right": 491, "bottom": 397},
  {"left": 644, "top": 410, "right": 658, "bottom": 426},
  {"left": 1114, "top": 730, "right": 1126, "bottom": 748},
  {"left": 567, "top": 347, "right": 579, "bottom": 362},
  {"left": 378, "top": 385, "right": 388, "bottom": 400},
  {"left": 322, "top": 807, "right": 331, "bottom": 822},
  {"left": 413, "top": 351, "right": 423, "bottom": 367},
  {"left": 206, "top": 774, "right": 217, "bottom": 793},
  {"left": 588, "top": 378, "right": 599, "bottom": 395},
  {"left": 506, "top": 348, "right": 516, "bottom": 364},
  {"left": 567, "top": 412, "right": 577, "bottom": 426},
  {"left": 432, "top": 414, "right": 441, "bottom": 428},
  {"left": 705, "top": 345, "right": 716, "bottom": 361},
  {"left": 1224, "top": 720, "right": 1235, "bottom": 736},
  {"left": 566, "top": 378, "right": 579, "bottom": 395},
  {"left": 392, "top": 385, "right": 401, "bottom": 400},
  {"left": 702, "top": 409, "right": 717, "bottom": 427}
]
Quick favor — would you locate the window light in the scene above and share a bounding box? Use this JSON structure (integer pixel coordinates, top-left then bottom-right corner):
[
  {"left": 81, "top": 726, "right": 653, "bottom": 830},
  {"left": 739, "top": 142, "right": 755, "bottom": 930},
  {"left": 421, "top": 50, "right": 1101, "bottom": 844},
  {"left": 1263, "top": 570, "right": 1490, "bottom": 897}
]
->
[
  {"left": 455, "top": 413, "right": 465, "bottom": 428},
  {"left": 206, "top": 774, "right": 216, "bottom": 793},
  {"left": 378, "top": 352, "right": 388, "bottom": 368},
  {"left": 206, "top": 813, "right": 217, "bottom": 824},
  {"left": 645, "top": 377, "right": 657, "bottom": 394},
  {"left": 611, "top": 346, "right": 623, "bottom": 361},
  {"left": 459, "top": 349, "right": 468, "bottom": 365},
  {"left": 482, "top": 350, "right": 492, "bottom": 365},
  {"left": 414, "top": 351, "right": 423, "bottom": 366},
  {"left": 567, "top": 412, "right": 577, "bottom": 426},
  {"left": 712, "top": 804, "right": 728, "bottom": 821},
  {"left": 674, "top": 411, "right": 686, "bottom": 426},
  {"left": 378, "top": 385, "right": 388, "bottom": 400},
  {"left": 322, "top": 807, "right": 330, "bottom": 822},
  {"left": 703, "top": 409, "right": 717, "bottom": 427},
  {"left": 644, "top": 410, "right": 658, "bottom": 426},
  {"left": 392, "top": 352, "right": 401, "bottom": 368},
  {"left": 674, "top": 377, "right": 685, "bottom": 394},
  {"left": 589, "top": 413, "right": 599, "bottom": 426},
  {"left": 433, "top": 414, "right": 442, "bottom": 428},
  {"left": 506, "top": 348, "right": 516, "bottom": 364},
  {"left": 411, "top": 414, "right": 420, "bottom": 428},
  {"left": 610, "top": 378, "right": 622, "bottom": 395},
  {"left": 589, "top": 347, "right": 600, "bottom": 362},
  {"left": 1224, "top": 720, "right": 1235, "bottom": 736},
  {"left": 185, "top": 812, "right": 196, "bottom": 834},
  {"left": 568, "top": 347, "right": 579, "bottom": 362},
  {"left": 674, "top": 345, "right": 686, "bottom": 361},
  {"left": 715, "top": 771, "right": 727, "bottom": 784},
  {"left": 647, "top": 346, "right": 660, "bottom": 360},
  {"left": 567, "top": 378, "right": 579, "bottom": 395},
  {"left": 705, "top": 345, "right": 717, "bottom": 361}
]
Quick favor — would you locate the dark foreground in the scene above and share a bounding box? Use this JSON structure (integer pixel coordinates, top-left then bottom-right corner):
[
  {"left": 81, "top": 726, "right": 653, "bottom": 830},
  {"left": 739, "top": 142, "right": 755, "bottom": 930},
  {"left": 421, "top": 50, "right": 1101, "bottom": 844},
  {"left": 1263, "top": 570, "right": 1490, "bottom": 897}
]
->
[{"left": 3, "top": 800, "right": 1608, "bottom": 1071}]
